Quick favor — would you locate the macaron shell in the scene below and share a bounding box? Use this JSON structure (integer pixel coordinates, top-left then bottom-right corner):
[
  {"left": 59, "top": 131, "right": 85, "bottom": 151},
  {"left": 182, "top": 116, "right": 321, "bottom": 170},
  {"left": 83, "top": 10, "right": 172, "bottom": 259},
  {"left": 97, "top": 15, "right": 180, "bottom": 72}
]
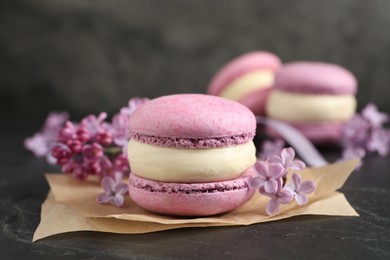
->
[
  {"left": 274, "top": 62, "right": 357, "bottom": 95},
  {"left": 239, "top": 87, "right": 272, "bottom": 116},
  {"left": 266, "top": 121, "right": 345, "bottom": 143},
  {"left": 130, "top": 94, "right": 256, "bottom": 141},
  {"left": 128, "top": 170, "right": 256, "bottom": 216},
  {"left": 208, "top": 51, "right": 281, "bottom": 96}
]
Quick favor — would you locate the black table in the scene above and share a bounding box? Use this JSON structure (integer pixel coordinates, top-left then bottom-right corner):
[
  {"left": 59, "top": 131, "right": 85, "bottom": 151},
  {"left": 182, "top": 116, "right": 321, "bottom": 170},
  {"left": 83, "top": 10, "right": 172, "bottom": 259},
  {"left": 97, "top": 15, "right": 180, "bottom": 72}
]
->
[{"left": 1, "top": 123, "right": 390, "bottom": 260}]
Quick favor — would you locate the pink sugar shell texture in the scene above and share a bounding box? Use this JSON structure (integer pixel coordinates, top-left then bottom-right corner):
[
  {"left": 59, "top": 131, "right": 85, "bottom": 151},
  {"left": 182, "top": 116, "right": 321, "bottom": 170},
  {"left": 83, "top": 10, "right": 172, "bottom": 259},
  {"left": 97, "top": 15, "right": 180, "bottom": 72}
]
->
[
  {"left": 130, "top": 94, "right": 256, "bottom": 148},
  {"left": 274, "top": 61, "right": 357, "bottom": 95},
  {"left": 208, "top": 51, "right": 281, "bottom": 115},
  {"left": 129, "top": 169, "right": 256, "bottom": 216}
]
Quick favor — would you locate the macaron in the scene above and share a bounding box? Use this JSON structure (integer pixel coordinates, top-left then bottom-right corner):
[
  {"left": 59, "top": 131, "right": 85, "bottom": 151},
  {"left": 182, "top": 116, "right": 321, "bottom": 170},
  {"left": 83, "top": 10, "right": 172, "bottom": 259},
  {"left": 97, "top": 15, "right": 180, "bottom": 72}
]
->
[
  {"left": 265, "top": 61, "right": 358, "bottom": 143},
  {"left": 127, "top": 94, "right": 257, "bottom": 216},
  {"left": 208, "top": 51, "right": 281, "bottom": 115}
]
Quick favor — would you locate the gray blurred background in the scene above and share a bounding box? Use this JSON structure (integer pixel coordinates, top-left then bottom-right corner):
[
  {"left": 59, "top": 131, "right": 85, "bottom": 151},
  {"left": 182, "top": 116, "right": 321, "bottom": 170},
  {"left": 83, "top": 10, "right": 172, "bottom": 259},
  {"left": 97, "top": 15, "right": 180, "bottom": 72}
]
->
[{"left": 1, "top": 0, "right": 390, "bottom": 122}]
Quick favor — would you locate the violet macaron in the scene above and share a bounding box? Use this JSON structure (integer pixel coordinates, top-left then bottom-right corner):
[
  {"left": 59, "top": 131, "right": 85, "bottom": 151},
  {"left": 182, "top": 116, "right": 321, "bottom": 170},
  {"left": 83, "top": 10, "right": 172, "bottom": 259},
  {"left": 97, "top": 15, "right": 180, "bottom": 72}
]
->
[
  {"left": 208, "top": 51, "right": 281, "bottom": 115},
  {"left": 265, "top": 61, "right": 358, "bottom": 143},
  {"left": 127, "top": 94, "right": 257, "bottom": 216}
]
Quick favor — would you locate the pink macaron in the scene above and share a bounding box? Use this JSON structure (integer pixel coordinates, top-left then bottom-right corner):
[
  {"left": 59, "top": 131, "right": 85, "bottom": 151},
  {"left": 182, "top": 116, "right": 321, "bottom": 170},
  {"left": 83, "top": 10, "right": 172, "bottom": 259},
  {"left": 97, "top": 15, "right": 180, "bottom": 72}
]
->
[
  {"left": 265, "top": 61, "right": 358, "bottom": 143},
  {"left": 127, "top": 94, "right": 257, "bottom": 216},
  {"left": 208, "top": 51, "right": 281, "bottom": 115}
]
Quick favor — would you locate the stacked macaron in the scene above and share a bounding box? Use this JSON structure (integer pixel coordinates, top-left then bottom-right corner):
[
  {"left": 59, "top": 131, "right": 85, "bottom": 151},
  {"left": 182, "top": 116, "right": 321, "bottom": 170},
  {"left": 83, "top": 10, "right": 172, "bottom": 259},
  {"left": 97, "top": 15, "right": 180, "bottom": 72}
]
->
[
  {"left": 208, "top": 51, "right": 281, "bottom": 115},
  {"left": 265, "top": 62, "right": 357, "bottom": 143},
  {"left": 127, "top": 94, "right": 257, "bottom": 216}
]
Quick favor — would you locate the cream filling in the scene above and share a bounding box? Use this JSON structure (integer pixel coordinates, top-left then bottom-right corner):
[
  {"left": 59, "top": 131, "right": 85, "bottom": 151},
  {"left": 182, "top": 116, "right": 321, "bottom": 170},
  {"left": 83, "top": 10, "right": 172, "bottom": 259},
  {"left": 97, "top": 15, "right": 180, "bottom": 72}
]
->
[
  {"left": 127, "top": 139, "right": 256, "bottom": 183},
  {"left": 266, "top": 90, "right": 356, "bottom": 122},
  {"left": 219, "top": 70, "right": 274, "bottom": 101}
]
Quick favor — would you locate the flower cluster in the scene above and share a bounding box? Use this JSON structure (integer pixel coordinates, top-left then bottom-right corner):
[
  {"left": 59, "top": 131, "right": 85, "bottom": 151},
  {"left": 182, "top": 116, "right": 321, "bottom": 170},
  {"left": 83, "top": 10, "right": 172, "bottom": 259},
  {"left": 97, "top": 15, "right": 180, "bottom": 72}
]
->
[
  {"left": 25, "top": 98, "right": 149, "bottom": 207},
  {"left": 52, "top": 112, "right": 128, "bottom": 180},
  {"left": 251, "top": 147, "right": 316, "bottom": 215},
  {"left": 24, "top": 112, "right": 69, "bottom": 163},
  {"left": 341, "top": 103, "right": 390, "bottom": 163}
]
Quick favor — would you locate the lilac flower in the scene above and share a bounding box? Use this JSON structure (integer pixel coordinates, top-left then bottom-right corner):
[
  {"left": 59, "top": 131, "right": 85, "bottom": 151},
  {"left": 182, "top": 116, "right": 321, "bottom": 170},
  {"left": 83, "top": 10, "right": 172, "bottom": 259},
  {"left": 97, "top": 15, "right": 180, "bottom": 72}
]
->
[
  {"left": 260, "top": 178, "right": 294, "bottom": 215},
  {"left": 251, "top": 161, "right": 285, "bottom": 193},
  {"left": 120, "top": 98, "right": 149, "bottom": 116},
  {"left": 284, "top": 173, "right": 316, "bottom": 206},
  {"left": 341, "top": 103, "right": 390, "bottom": 164},
  {"left": 362, "top": 103, "right": 389, "bottom": 128},
  {"left": 111, "top": 113, "right": 131, "bottom": 148},
  {"left": 341, "top": 114, "right": 371, "bottom": 148},
  {"left": 269, "top": 147, "right": 306, "bottom": 172},
  {"left": 113, "top": 154, "right": 130, "bottom": 172},
  {"left": 62, "top": 159, "right": 88, "bottom": 180},
  {"left": 83, "top": 143, "right": 104, "bottom": 161},
  {"left": 112, "top": 98, "right": 149, "bottom": 153},
  {"left": 80, "top": 112, "right": 110, "bottom": 136},
  {"left": 342, "top": 146, "right": 366, "bottom": 160},
  {"left": 366, "top": 128, "right": 390, "bottom": 156},
  {"left": 26, "top": 98, "right": 144, "bottom": 184},
  {"left": 97, "top": 176, "right": 128, "bottom": 207},
  {"left": 250, "top": 146, "right": 315, "bottom": 215},
  {"left": 24, "top": 133, "right": 50, "bottom": 157},
  {"left": 258, "top": 139, "right": 285, "bottom": 160},
  {"left": 24, "top": 112, "right": 68, "bottom": 159}
]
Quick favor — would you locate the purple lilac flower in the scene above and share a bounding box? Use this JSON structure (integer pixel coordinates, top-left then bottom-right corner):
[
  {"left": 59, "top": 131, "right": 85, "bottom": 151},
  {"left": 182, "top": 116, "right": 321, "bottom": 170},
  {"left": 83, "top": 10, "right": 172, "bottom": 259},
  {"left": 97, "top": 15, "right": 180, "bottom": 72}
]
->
[
  {"left": 258, "top": 139, "right": 285, "bottom": 160},
  {"left": 97, "top": 176, "right": 128, "bottom": 207},
  {"left": 269, "top": 147, "right": 306, "bottom": 172},
  {"left": 251, "top": 161, "right": 285, "bottom": 193},
  {"left": 260, "top": 178, "right": 294, "bottom": 215},
  {"left": 120, "top": 98, "right": 149, "bottom": 116},
  {"left": 251, "top": 147, "right": 315, "bottom": 215},
  {"left": 80, "top": 112, "right": 110, "bottom": 136},
  {"left": 366, "top": 128, "right": 390, "bottom": 156},
  {"left": 49, "top": 98, "right": 149, "bottom": 180},
  {"left": 340, "top": 146, "right": 365, "bottom": 170},
  {"left": 362, "top": 103, "right": 389, "bottom": 127},
  {"left": 284, "top": 173, "right": 316, "bottom": 206},
  {"left": 24, "top": 112, "right": 68, "bottom": 160},
  {"left": 111, "top": 98, "right": 149, "bottom": 153},
  {"left": 341, "top": 103, "right": 390, "bottom": 163},
  {"left": 341, "top": 114, "right": 371, "bottom": 148}
]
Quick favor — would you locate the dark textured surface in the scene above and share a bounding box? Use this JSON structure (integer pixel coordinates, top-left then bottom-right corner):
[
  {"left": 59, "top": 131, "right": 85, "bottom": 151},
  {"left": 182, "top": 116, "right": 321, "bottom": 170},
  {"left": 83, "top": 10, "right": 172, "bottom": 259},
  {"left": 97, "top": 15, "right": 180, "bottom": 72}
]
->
[
  {"left": 1, "top": 125, "right": 390, "bottom": 259},
  {"left": 1, "top": 0, "right": 390, "bottom": 121},
  {"left": 1, "top": 1, "right": 390, "bottom": 259}
]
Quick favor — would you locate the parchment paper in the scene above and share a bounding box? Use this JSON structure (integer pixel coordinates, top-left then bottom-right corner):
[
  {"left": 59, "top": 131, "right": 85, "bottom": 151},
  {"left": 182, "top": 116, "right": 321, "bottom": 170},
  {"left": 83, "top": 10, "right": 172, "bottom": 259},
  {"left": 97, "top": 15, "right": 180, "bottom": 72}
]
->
[{"left": 33, "top": 159, "right": 359, "bottom": 242}]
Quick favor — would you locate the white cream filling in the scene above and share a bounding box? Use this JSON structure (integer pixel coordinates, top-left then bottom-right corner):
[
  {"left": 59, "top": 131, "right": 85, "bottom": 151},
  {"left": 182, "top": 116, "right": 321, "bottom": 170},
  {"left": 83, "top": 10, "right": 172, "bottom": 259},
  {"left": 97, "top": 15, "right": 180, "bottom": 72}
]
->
[
  {"left": 219, "top": 70, "right": 274, "bottom": 101},
  {"left": 266, "top": 90, "right": 356, "bottom": 122},
  {"left": 127, "top": 139, "right": 256, "bottom": 183}
]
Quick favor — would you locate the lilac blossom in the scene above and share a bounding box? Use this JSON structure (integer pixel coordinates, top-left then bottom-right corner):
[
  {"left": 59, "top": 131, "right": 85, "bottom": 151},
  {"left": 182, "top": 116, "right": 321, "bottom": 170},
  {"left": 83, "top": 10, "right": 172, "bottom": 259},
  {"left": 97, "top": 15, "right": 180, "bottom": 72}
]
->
[
  {"left": 24, "top": 112, "right": 68, "bottom": 160},
  {"left": 120, "top": 98, "right": 149, "bottom": 116},
  {"left": 340, "top": 146, "right": 365, "bottom": 170},
  {"left": 366, "top": 128, "right": 390, "bottom": 156},
  {"left": 284, "top": 173, "right": 316, "bottom": 206},
  {"left": 341, "top": 114, "right": 371, "bottom": 148},
  {"left": 269, "top": 147, "right": 306, "bottom": 172},
  {"left": 80, "top": 112, "right": 111, "bottom": 136},
  {"left": 111, "top": 98, "right": 149, "bottom": 153},
  {"left": 251, "top": 161, "right": 285, "bottom": 193},
  {"left": 251, "top": 147, "right": 315, "bottom": 215},
  {"left": 260, "top": 178, "right": 294, "bottom": 215},
  {"left": 341, "top": 103, "right": 390, "bottom": 163},
  {"left": 97, "top": 175, "right": 128, "bottom": 207},
  {"left": 362, "top": 103, "right": 389, "bottom": 127},
  {"left": 258, "top": 139, "right": 285, "bottom": 160},
  {"left": 24, "top": 97, "right": 147, "bottom": 182}
]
